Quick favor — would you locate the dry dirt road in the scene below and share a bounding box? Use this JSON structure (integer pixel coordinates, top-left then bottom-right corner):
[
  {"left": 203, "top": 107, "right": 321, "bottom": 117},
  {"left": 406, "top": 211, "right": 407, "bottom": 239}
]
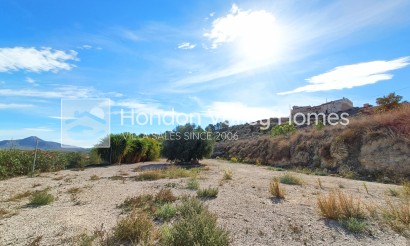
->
[{"left": 0, "top": 159, "right": 408, "bottom": 245}]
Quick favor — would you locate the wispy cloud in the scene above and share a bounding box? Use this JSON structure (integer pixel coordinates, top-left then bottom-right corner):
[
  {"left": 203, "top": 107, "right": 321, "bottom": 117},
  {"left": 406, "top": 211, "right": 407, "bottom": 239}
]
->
[
  {"left": 23, "top": 127, "right": 54, "bottom": 132},
  {"left": 177, "top": 42, "right": 196, "bottom": 50},
  {"left": 0, "top": 47, "right": 78, "bottom": 73},
  {"left": 0, "top": 85, "right": 122, "bottom": 98},
  {"left": 278, "top": 57, "right": 410, "bottom": 95},
  {"left": 0, "top": 103, "right": 34, "bottom": 109}
]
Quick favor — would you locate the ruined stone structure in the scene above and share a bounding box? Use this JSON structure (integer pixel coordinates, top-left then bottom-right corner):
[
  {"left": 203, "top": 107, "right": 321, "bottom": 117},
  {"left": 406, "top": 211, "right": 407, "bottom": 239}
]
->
[{"left": 291, "top": 98, "right": 353, "bottom": 116}]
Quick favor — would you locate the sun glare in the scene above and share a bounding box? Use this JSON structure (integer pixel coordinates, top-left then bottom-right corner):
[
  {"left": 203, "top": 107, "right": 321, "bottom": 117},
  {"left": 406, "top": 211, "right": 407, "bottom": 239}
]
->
[{"left": 206, "top": 4, "right": 284, "bottom": 63}]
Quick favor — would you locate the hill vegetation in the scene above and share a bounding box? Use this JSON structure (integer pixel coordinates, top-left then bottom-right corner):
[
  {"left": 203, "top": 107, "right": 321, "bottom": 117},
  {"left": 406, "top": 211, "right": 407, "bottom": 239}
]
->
[{"left": 214, "top": 103, "right": 410, "bottom": 182}]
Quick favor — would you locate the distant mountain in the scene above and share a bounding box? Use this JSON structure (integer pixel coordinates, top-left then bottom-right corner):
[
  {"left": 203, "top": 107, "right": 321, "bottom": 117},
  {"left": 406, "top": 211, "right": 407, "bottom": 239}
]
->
[{"left": 0, "top": 136, "right": 86, "bottom": 151}]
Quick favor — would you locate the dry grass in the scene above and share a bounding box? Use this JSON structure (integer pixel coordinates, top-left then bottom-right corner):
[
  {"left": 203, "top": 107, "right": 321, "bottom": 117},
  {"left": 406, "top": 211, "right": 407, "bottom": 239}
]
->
[
  {"left": 67, "top": 187, "right": 82, "bottom": 194},
  {"left": 222, "top": 168, "right": 233, "bottom": 180},
  {"left": 317, "top": 178, "right": 323, "bottom": 189},
  {"left": 317, "top": 190, "right": 365, "bottom": 220},
  {"left": 135, "top": 167, "right": 200, "bottom": 181},
  {"left": 269, "top": 178, "right": 285, "bottom": 199},
  {"left": 6, "top": 191, "right": 33, "bottom": 202},
  {"left": 381, "top": 198, "right": 410, "bottom": 234},
  {"left": 111, "top": 210, "right": 156, "bottom": 245},
  {"left": 197, "top": 187, "right": 219, "bottom": 199},
  {"left": 90, "top": 175, "right": 100, "bottom": 181}
]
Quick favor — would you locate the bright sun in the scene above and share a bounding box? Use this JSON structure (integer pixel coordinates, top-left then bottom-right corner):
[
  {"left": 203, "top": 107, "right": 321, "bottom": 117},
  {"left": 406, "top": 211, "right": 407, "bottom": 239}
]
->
[
  {"left": 206, "top": 4, "right": 284, "bottom": 63},
  {"left": 235, "top": 8, "right": 283, "bottom": 62}
]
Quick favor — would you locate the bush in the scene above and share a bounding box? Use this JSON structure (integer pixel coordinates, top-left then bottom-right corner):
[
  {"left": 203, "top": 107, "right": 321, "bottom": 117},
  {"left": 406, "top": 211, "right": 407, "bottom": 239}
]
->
[
  {"left": 160, "top": 197, "right": 229, "bottom": 246},
  {"left": 112, "top": 210, "right": 155, "bottom": 245},
  {"left": 155, "top": 203, "right": 177, "bottom": 221},
  {"left": 197, "top": 187, "right": 219, "bottom": 198},
  {"left": 29, "top": 190, "right": 55, "bottom": 206},
  {"left": 279, "top": 173, "right": 302, "bottom": 185},
  {"left": 271, "top": 124, "right": 296, "bottom": 137},
  {"left": 162, "top": 124, "right": 214, "bottom": 164},
  {"left": 269, "top": 178, "right": 285, "bottom": 199},
  {"left": 229, "top": 157, "right": 238, "bottom": 163}
]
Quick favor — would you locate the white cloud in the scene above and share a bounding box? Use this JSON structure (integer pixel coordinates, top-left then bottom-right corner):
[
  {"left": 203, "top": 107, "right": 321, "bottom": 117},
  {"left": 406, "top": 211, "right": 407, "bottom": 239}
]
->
[
  {"left": 205, "top": 101, "right": 275, "bottom": 124},
  {"left": 204, "top": 4, "right": 280, "bottom": 51},
  {"left": 25, "top": 77, "right": 36, "bottom": 84},
  {"left": 23, "top": 127, "right": 54, "bottom": 132},
  {"left": 0, "top": 85, "right": 122, "bottom": 98},
  {"left": 79, "top": 44, "right": 92, "bottom": 49},
  {"left": 278, "top": 57, "right": 410, "bottom": 95},
  {"left": 0, "top": 47, "right": 78, "bottom": 73},
  {"left": 177, "top": 42, "right": 196, "bottom": 50},
  {"left": 0, "top": 103, "right": 34, "bottom": 109}
]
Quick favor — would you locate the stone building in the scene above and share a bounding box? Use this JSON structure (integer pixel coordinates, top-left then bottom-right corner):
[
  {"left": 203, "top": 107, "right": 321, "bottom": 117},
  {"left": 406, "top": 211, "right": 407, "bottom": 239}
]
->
[{"left": 291, "top": 98, "right": 353, "bottom": 116}]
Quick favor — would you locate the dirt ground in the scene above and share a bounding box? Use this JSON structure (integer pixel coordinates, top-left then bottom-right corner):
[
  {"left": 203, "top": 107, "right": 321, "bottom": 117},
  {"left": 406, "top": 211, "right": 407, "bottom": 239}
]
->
[{"left": 0, "top": 159, "right": 408, "bottom": 246}]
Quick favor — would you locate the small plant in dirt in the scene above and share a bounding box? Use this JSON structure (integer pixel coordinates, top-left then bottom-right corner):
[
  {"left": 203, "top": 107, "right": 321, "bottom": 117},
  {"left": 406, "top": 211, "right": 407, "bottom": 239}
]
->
[
  {"left": 229, "top": 157, "right": 238, "bottom": 163},
  {"left": 267, "top": 167, "right": 285, "bottom": 172},
  {"left": 119, "top": 194, "right": 155, "bottom": 213},
  {"left": 135, "top": 167, "right": 199, "bottom": 181},
  {"left": 197, "top": 187, "right": 219, "bottom": 198},
  {"left": 29, "top": 190, "right": 55, "bottom": 206},
  {"left": 381, "top": 198, "right": 410, "bottom": 234},
  {"left": 317, "top": 178, "right": 323, "bottom": 189},
  {"left": 155, "top": 203, "right": 177, "bottom": 222},
  {"left": 67, "top": 187, "right": 82, "bottom": 194},
  {"left": 362, "top": 182, "right": 369, "bottom": 194},
  {"left": 403, "top": 181, "right": 410, "bottom": 197},
  {"left": 155, "top": 188, "right": 177, "bottom": 204},
  {"left": 6, "top": 191, "right": 33, "bottom": 202},
  {"left": 387, "top": 188, "right": 400, "bottom": 197},
  {"left": 269, "top": 178, "right": 285, "bottom": 199},
  {"left": 340, "top": 217, "right": 368, "bottom": 233},
  {"left": 187, "top": 178, "right": 200, "bottom": 190},
  {"left": 160, "top": 197, "right": 229, "bottom": 246},
  {"left": 110, "top": 210, "right": 156, "bottom": 245},
  {"left": 90, "top": 175, "right": 100, "bottom": 181},
  {"left": 280, "top": 173, "right": 302, "bottom": 185},
  {"left": 119, "top": 189, "right": 177, "bottom": 214},
  {"left": 110, "top": 175, "right": 125, "bottom": 181},
  {"left": 317, "top": 190, "right": 367, "bottom": 233},
  {"left": 223, "top": 168, "right": 233, "bottom": 180}
]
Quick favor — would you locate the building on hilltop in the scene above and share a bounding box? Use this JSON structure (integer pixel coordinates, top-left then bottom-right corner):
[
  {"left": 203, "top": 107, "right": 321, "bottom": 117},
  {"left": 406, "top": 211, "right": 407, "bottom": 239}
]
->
[{"left": 291, "top": 97, "right": 353, "bottom": 116}]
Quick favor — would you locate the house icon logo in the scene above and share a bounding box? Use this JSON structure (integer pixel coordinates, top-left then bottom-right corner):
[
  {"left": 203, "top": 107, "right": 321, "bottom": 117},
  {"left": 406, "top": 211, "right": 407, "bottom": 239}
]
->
[{"left": 61, "top": 99, "right": 110, "bottom": 148}]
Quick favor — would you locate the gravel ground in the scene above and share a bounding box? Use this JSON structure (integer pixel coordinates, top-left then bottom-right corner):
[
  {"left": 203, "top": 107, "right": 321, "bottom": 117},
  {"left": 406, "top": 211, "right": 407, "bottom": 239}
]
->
[{"left": 0, "top": 159, "right": 408, "bottom": 245}]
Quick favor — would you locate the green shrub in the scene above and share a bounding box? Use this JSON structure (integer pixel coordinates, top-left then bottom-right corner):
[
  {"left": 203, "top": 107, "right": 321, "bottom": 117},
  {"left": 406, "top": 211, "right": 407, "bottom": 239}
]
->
[
  {"left": 229, "top": 157, "right": 238, "bottom": 163},
  {"left": 340, "top": 217, "right": 368, "bottom": 233},
  {"left": 187, "top": 178, "right": 200, "bottom": 190},
  {"left": 29, "top": 190, "right": 55, "bottom": 206},
  {"left": 160, "top": 197, "right": 229, "bottom": 246},
  {"left": 271, "top": 124, "right": 296, "bottom": 137},
  {"left": 197, "top": 187, "right": 219, "bottom": 198},
  {"left": 279, "top": 173, "right": 302, "bottom": 185},
  {"left": 155, "top": 203, "right": 177, "bottom": 221}
]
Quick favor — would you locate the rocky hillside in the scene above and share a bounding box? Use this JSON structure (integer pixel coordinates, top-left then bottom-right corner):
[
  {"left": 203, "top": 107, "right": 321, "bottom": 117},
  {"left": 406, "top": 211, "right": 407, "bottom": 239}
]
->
[{"left": 213, "top": 105, "right": 410, "bottom": 182}]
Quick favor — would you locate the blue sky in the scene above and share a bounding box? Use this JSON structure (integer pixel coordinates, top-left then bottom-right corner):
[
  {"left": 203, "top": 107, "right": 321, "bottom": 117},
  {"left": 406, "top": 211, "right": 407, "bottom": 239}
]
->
[{"left": 1, "top": 0, "right": 410, "bottom": 143}]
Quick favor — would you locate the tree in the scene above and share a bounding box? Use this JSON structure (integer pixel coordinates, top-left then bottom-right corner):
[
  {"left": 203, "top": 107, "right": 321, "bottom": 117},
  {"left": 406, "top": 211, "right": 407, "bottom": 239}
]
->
[
  {"left": 376, "top": 92, "right": 403, "bottom": 112},
  {"left": 162, "top": 124, "right": 214, "bottom": 164}
]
